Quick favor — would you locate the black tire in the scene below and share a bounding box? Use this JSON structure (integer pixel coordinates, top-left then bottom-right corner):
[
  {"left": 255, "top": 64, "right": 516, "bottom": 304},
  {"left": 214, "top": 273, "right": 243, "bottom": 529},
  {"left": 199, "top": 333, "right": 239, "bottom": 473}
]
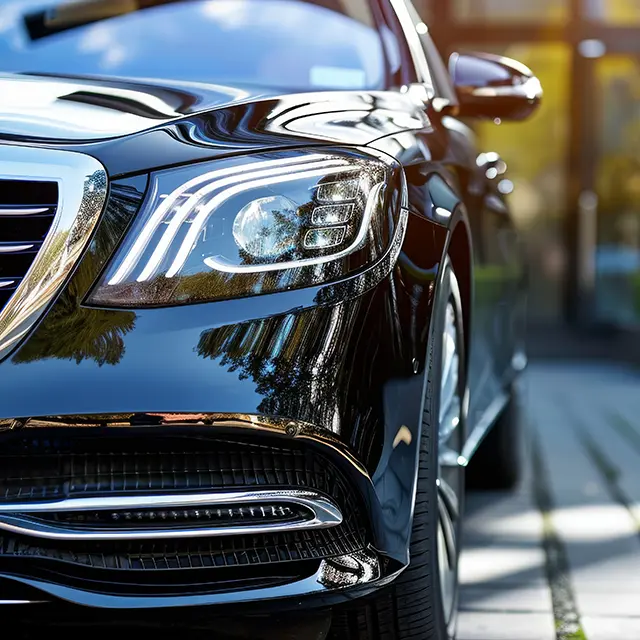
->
[
  {"left": 466, "top": 383, "right": 522, "bottom": 491},
  {"left": 330, "top": 259, "right": 466, "bottom": 640}
]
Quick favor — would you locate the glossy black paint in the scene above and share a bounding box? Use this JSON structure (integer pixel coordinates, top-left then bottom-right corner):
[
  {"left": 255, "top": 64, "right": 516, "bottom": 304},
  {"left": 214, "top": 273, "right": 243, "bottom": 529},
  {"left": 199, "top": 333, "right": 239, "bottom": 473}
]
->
[
  {"left": 449, "top": 51, "right": 543, "bottom": 121},
  {"left": 0, "top": 0, "right": 531, "bottom": 615},
  {"left": 0, "top": 73, "right": 270, "bottom": 142}
]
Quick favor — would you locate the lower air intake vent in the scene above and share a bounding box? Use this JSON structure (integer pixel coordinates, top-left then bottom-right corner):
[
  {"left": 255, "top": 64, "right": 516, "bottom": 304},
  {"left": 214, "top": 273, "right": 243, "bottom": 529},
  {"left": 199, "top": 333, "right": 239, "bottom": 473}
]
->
[
  {"left": 0, "top": 432, "right": 356, "bottom": 505},
  {"left": 0, "top": 431, "right": 369, "bottom": 597},
  {"left": 45, "top": 504, "right": 304, "bottom": 528}
]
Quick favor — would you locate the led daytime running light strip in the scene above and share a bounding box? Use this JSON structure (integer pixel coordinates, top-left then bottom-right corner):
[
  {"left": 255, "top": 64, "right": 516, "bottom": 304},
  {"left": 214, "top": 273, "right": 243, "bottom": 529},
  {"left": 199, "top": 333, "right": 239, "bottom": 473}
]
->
[
  {"left": 167, "top": 165, "right": 376, "bottom": 278},
  {"left": 108, "top": 154, "right": 348, "bottom": 286},
  {"left": 139, "top": 158, "right": 349, "bottom": 282}
]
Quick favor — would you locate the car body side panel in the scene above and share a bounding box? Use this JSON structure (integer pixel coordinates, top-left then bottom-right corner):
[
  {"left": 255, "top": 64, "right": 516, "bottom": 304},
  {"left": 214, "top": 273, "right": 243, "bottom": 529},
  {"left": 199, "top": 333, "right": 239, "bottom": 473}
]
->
[
  {"left": 442, "top": 118, "right": 525, "bottom": 426},
  {"left": 371, "top": 115, "right": 524, "bottom": 449}
]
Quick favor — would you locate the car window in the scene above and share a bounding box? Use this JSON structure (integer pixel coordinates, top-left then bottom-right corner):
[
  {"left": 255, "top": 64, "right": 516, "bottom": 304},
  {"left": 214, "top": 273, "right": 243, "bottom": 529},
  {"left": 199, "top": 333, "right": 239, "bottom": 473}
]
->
[{"left": 0, "top": 0, "right": 389, "bottom": 91}]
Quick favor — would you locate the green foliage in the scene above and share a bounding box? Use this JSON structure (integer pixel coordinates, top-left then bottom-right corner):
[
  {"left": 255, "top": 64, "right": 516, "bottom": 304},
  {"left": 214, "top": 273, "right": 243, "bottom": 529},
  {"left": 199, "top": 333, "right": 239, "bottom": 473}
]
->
[{"left": 13, "top": 253, "right": 136, "bottom": 366}]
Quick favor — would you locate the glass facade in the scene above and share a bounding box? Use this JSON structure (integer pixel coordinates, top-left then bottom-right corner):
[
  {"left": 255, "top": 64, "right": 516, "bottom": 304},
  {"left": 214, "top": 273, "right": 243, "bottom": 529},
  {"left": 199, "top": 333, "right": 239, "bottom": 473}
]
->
[
  {"left": 594, "top": 55, "right": 640, "bottom": 325},
  {"left": 451, "top": 43, "right": 571, "bottom": 322},
  {"left": 453, "top": 0, "right": 569, "bottom": 23},
  {"left": 420, "top": 0, "right": 640, "bottom": 328},
  {"left": 584, "top": 0, "right": 640, "bottom": 24}
]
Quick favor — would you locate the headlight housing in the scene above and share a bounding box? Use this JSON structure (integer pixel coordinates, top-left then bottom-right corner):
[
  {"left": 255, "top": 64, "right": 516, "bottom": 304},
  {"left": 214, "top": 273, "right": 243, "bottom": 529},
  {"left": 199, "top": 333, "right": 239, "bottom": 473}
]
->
[{"left": 87, "top": 148, "right": 404, "bottom": 307}]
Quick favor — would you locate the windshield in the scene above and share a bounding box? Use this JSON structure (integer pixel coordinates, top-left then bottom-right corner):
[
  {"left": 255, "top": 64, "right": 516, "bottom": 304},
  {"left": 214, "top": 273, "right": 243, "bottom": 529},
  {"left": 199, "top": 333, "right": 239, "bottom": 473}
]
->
[{"left": 0, "top": 0, "right": 389, "bottom": 91}]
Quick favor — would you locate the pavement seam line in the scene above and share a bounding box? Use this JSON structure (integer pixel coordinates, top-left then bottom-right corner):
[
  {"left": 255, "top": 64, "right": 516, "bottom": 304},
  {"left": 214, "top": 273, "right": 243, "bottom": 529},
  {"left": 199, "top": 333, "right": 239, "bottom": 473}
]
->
[
  {"left": 530, "top": 425, "right": 588, "bottom": 640},
  {"left": 608, "top": 412, "right": 640, "bottom": 458},
  {"left": 574, "top": 416, "right": 640, "bottom": 536}
]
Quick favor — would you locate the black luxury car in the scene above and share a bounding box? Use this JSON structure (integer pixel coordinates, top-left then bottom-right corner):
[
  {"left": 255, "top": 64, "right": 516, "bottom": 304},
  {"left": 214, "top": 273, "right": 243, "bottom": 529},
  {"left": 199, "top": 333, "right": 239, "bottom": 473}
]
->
[{"left": 0, "top": 0, "right": 541, "bottom": 638}]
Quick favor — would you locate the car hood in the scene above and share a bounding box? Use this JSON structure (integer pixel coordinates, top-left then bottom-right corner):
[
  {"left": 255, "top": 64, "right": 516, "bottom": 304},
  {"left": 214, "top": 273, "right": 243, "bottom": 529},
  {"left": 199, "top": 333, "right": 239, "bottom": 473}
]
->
[
  {"left": 0, "top": 72, "right": 275, "bottom": 141},
  {"left": 0, "top": 71, "right": 429, "bottom": 177}
]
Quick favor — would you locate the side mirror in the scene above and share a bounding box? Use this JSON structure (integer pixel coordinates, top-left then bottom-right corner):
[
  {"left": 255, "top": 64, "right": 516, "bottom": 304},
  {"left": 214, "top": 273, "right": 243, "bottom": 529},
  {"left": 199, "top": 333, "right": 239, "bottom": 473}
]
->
[{"left": 449, "top": 52, "right": 542, "bottom": 121}]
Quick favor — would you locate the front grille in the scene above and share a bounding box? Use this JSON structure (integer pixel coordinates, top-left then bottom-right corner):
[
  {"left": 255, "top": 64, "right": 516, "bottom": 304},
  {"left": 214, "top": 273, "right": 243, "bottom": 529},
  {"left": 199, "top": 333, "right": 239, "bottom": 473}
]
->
[
  {"left": 0, "top": 180, "right": 59, "bottom": 312},
  {"left": 0, "top": 433, "right": 346, "bottom": 502},
  {"left": 0, "top": 431, "right": 369, "bottom": 594}
]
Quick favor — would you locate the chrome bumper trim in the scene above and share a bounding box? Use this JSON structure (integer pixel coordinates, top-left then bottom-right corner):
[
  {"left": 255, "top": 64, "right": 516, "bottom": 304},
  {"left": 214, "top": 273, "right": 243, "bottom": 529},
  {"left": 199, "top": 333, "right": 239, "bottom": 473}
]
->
[
  {"left": 0, "top": 489, "right": 342, "bottom": 540},
  {"left": 0, "top": 548, "right": 385, "bottom": 609}
]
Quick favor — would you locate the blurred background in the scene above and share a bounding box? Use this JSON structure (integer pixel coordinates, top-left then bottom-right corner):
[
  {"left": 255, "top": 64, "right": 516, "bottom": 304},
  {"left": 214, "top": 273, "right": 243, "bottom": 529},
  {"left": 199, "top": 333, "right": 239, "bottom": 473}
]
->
[
  {"left": 419, "top": 0, "right": 640, "bottom": 363},
  {"left": 409, "top": 5, "right": 640, "bottom": 638}
]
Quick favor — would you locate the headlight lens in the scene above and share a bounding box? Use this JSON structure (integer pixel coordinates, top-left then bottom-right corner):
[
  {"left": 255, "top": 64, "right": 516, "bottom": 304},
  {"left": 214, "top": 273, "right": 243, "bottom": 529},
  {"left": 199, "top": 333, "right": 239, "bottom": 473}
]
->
[{"left": 87, "top": 148, "right": 402, "bottom": 307}]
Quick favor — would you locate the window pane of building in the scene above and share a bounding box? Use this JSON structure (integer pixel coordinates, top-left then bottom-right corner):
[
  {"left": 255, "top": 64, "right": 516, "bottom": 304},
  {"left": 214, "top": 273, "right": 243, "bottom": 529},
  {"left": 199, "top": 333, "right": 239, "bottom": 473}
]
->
[
  {"left": 453, "top": 0, "right": 568, "bottom": 23},
  {"left": 584, "top": 0, "right": 640, "bottom": 24},
  {"left": 455, "top": 43, "right": 571, "bottom": 322},
  {"left": 413, "top": 0, "right": 433, "bottom": 22},
  {"left": 593, "top": 55, "right": 640, "bottom": 326}
]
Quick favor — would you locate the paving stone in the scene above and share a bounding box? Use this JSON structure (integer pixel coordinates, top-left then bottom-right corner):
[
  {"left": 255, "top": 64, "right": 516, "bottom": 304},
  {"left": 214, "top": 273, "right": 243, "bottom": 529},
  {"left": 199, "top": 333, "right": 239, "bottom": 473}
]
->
[
  {"left": 575, "top": 591, "right": 640, "bottom": 617},
  {"left": 456, "top": 611, "right": 555, "bottom": 640},
  {"left": 459, "top": 546, "right": 547, "bottom": 587},
  {"left": 457, "top": 363, "right": 640, "bottom": 639},
  {"left": 527, "top": 365, "right": 640, "bottom": 616},
  {"left": 464, "top": 501, "right": 543, "bottom": 546},
  {"left": 582, "top": 616, "right": 640, "bottom": 640},
  {"left": 459, "top": 586, "right": 553, "bottom": 613}
]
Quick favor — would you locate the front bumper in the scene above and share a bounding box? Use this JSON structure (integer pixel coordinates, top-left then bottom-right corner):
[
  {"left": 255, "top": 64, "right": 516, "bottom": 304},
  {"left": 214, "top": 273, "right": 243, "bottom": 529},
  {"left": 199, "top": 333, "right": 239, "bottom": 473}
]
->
[{"left": 0, "top": 419, "right": 405, "bottom": 610}]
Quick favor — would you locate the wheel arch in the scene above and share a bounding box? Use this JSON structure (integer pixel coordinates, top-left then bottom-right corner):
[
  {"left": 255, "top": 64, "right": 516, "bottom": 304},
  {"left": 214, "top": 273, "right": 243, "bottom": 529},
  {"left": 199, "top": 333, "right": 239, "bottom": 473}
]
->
[{"left": 446, "top": 213, "right": 473, "bottom": 374}]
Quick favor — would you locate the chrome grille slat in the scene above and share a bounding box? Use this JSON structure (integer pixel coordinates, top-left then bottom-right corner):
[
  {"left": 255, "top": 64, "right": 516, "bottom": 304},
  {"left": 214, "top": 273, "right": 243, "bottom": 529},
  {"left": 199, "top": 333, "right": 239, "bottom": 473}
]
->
[
  {"left": 0, "top": 489, "right": 342, "bottom": 540},
  {"left": 0, "top": 179, "right": 56, "bottom": 304},
  {"left": 0, "top": 243, "right": 38, "bottom": 253},
  {"left": 0, "top": 207, "right": 55, "bottom": 216},
  {"left": 0, "top": 146, "right": 107, "bottom": 360}
]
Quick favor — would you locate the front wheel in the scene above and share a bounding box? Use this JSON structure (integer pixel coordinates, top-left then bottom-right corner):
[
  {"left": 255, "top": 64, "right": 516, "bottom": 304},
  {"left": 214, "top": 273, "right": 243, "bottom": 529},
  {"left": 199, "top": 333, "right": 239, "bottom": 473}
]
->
[{"left": 331, "top": 258, "right": 466, "bottom": 640}]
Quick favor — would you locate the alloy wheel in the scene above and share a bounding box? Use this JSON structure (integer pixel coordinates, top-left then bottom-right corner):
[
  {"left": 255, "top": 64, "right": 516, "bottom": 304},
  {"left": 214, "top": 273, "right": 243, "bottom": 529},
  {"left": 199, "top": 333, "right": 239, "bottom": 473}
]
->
[{"left": 436, "top": 301, "right": 464, "bottom": 623}]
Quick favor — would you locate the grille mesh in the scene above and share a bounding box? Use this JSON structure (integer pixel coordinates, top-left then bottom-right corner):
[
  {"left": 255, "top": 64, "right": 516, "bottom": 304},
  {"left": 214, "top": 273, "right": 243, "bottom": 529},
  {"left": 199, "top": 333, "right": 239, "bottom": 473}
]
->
[
  {"left": 0, "top": 435, "right": 339, "bottom": 501},
  {"left": 0, "top": 179, "right": 59, "bottom": 312},
  {"left": 0, "top": 522, "right": 364, "bottom": 571}
]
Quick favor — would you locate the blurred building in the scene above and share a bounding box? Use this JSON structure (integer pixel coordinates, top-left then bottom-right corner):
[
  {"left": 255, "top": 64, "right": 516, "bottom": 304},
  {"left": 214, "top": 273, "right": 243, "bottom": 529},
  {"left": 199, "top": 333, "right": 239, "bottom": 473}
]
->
[{"left": 417, "top": 0, "right": 640, "bottom": 341}]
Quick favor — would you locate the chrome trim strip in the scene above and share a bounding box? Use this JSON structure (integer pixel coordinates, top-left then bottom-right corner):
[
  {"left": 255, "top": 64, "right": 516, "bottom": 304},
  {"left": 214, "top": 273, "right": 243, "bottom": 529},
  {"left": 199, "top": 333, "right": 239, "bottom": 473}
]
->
[
  {"left": 0, "top": 600, "right": 47, "bottom": 605},
  {"left": 0, "top": 489, "right": 342, "bottom": 540},
  {"left": 388, "top": 0, "right": 434, "bottom": 91},
  {"left": 0, "top": 280, "right": 16, "bottom": 289},
  {"left": 0, "top": 146, "right": 107, "bottom": 360},
  {"left": 0, "top": 243, "right": 35, "bottom": 253},
  {"left": 0, "top": 548, "right": 382, "bottom": 609}
]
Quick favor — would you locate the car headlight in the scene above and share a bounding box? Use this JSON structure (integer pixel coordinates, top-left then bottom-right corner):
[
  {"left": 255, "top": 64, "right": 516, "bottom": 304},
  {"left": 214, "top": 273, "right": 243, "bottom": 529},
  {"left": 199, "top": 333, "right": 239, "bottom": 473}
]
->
[{"left": 87, "top": 148, "right": 404, "bottom": 307}]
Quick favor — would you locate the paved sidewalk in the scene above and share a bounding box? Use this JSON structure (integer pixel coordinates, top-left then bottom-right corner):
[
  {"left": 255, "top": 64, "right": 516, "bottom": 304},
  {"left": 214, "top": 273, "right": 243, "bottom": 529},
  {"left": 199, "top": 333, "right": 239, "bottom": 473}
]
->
[{"left": 458, "top": 362, "right": 640, "bottom": 640}]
